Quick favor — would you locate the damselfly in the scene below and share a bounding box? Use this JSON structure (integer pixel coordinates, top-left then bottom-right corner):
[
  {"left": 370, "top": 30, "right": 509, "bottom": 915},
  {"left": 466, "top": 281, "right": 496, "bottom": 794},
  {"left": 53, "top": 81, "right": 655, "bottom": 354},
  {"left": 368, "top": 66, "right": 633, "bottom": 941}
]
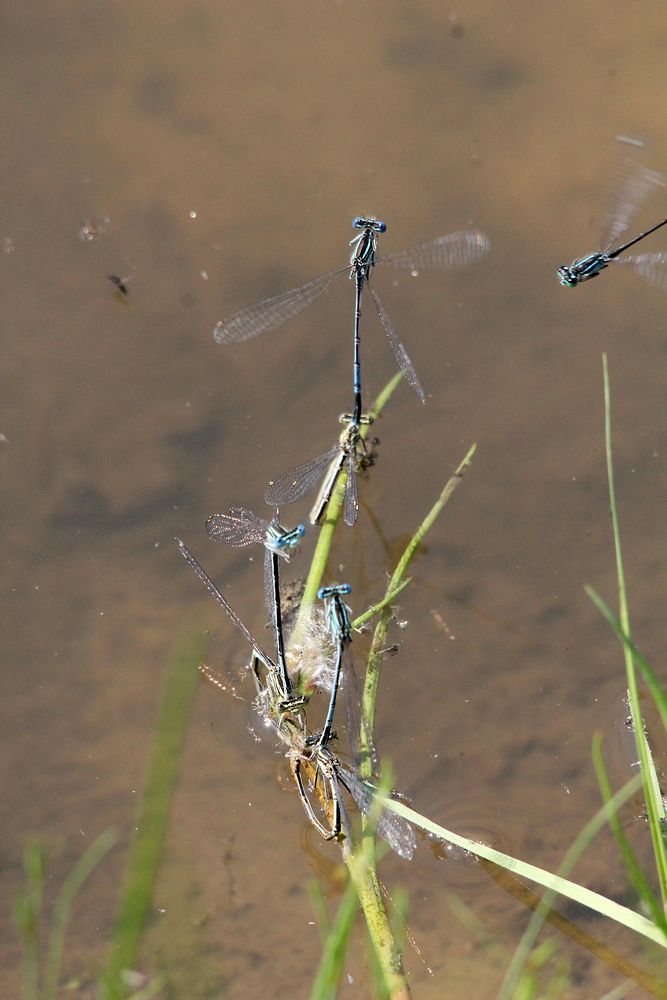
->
[
  {"left": 205, "top": 506, "right": 304, "bottom": 683},
  {"left": 175, "top": 537, "right": 307, "bottom": 720},
  {"left": 214, "top": 217, "right": 490, "bottom": 418},
  {"left": 315, "top": 584, "right": 378, "bottom": 774},
  {"left": 309, "top": 584, "right": 353, "bottom": 751},
  {"left": 289, "top": 740, "right": 417, "bottom": 860},
  {"left": 265, "top": 419, "right": 364, "bottom": 527},
  {"left": 558, "top": 154, "right": 667, "bottom": 288}
]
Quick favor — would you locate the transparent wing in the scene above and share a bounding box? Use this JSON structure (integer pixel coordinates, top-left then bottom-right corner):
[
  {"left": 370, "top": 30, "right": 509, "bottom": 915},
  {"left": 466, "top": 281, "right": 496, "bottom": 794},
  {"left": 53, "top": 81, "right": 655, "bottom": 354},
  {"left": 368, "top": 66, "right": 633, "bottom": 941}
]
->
[
  {"left": 263, "top": 547, "right": 275, "bottom": 629},
  {"left": 614, "top": 251, "right": 667, "bottom": 290},
  {"left": 343, "top": 450, "right": 358, "bottom": 527},
  {"left": 176, "top": 538, "right": 275, "bottom": 668},
  {"left": 265, "top": 443, "right": 341, "bottom": 506},
  {"left": 213, "top": 269, "right": 341, "bottom": 344},
  {"left": 337, "top": 766, "right": 417, "bottom": 860},
  {"left": 600, "top": 157, "right": 665, "bottom": 253},
  {"left": 378, "top": 229, "right": 490, "bottom": 272},
  {"left": 206, "top": 507, "right": 269, "bottom": 547},
  {"left": 339, "top": 642, "right": 381, "bottom": 775},
  {"left": 370, "top": 286, "right": 426, "bottom": 403}
]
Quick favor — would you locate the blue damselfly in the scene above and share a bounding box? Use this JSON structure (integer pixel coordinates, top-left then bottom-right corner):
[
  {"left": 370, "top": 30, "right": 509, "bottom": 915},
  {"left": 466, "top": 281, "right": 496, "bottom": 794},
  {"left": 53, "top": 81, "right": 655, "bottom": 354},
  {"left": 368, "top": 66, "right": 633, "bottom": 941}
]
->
[
  {"left": 309, "top": 584, "right": 353, "bottom": 751},
  {"left": 214, "top": 217, "right": 490, "bottom": 418},
  {"left": 558, "top": 153, "right": 667, "bottom": 288},
  {"left": 205, "top": 506, "right": 304, "bottom": 685}
]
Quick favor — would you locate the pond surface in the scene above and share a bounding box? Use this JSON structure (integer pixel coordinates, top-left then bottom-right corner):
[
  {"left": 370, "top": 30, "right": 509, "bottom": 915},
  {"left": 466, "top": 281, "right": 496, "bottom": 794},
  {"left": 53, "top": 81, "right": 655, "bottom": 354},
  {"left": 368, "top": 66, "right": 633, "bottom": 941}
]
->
[{"left": 3, "top": 2, "right": 667, "bottom": 996}]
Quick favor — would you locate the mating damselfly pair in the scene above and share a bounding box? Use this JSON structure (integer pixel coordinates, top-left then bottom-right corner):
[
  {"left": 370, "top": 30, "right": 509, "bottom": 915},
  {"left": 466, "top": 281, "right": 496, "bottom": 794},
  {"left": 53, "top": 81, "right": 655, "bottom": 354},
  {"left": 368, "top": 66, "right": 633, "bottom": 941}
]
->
[
  {"left": 175, "top": 212, "right": 492, "bottom": 859},
  {"left": 215, "top": 216, "right": 490, "bottom": 527},
  {"left": 177, "top": 533, "right": 416, "bottom": 860}
]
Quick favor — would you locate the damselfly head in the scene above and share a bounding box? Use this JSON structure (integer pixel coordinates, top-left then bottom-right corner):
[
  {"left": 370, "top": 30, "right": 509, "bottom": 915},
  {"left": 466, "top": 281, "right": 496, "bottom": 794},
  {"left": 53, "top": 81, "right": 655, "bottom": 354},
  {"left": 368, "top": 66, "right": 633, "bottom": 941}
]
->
[
  {"left": 317, "top": 583, "right": 352, "bottom": 598},
  {"left": 269, "top": 522, "right": 306, "bottom": 550},
  {"left": 557, "top": 264, "right": 578, "bottom": 287},
  {"left": 352, "top": 216, "right": 386, "bottom": 233}
]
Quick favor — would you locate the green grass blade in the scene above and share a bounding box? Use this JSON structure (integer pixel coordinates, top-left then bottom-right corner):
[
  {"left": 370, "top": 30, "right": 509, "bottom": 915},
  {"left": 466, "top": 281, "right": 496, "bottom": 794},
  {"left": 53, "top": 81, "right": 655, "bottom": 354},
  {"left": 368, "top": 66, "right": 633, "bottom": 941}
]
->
[
  {"left": 585, "top": 586, "right": 667, "bottom": 731},
  {"left": 382, "top": 781, "right": 667, "bottom": 948},
  {"left": 362, "top": 443, "right": 476, "bottom": 773},
  {"left": 601, "top": 355, "right": 667, "bottom": 905},
  {"left": 344, "top": 774, "right": 411, "bottom": 1000},
  {"left": 592, "top": 735, "right": 666, "bottom": 931},
  {"left": 99, "top": 626, "right": 207, "bottom": 998},
  {"left": 43, "top": 829, "right": 118, "bottom": 1000},
  {"left": 500, "top": 731, "right": 665, "bottom": 997},
  {"left": 351, "top": 579, "right": 411, "bottom": 633},
  {"left": 14, "top": 840, "right": 47, "bottom": 1000},
  {"left": 309, "top": 876, "right": 359, "bottom": 1000}
]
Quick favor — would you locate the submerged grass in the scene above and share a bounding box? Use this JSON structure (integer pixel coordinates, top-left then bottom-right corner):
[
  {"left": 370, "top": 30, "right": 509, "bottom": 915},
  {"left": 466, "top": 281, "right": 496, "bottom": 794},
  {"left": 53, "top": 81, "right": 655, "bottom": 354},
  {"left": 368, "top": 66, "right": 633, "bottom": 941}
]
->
[
  {"left": 14, "top": 832, "right": 117, "bottom": 1000},
  {"left": 99, "top": 626, "right": 207, "bottom": 998},
  {"left": 589, "top": 355, "right": 667, "bottom": 907},
  {"left": 17, "top": 343, "right": 667, "bottom": 999}
]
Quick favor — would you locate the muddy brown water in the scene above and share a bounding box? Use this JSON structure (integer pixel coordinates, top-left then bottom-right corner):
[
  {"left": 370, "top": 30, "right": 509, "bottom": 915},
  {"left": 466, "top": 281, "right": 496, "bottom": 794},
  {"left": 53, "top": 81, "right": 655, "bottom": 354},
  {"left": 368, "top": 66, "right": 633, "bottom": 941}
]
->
[{"left": 2, "top": 2, "right": 667, "bottom": 997}]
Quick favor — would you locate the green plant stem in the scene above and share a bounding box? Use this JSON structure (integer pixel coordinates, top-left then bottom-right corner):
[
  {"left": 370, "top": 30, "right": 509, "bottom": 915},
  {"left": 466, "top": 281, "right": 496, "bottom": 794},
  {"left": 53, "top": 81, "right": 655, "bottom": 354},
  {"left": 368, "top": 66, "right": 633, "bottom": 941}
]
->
[
  {"left": 602, "top": 355, "right": 667, "bottom": 908},
  {"left": 351, "top": 579, "right": 412, "bottom": 632},
  {"left": 585, "top": 588, "right": 667, "bottom": 729},
  {"left": 309, "top": 876, "right": 359, "bottom": 1000},
  {"left": 362, "top": 443, "right": 476, "bottom": 775},
  {"left": 99, "top": 627, "right": 207, "bottom": 999},
  {"left": 296, "top": 390, "right": 473, "bottom": 998},
  {"left": 384, "top": 782, "right": 667, "bottom": 947},
  {"left": 345, "top": 795, "right": 411, "bottom": 1000},
  {"left": 293, "top": 371, "right": 403, "bottom": 646},
  {"left": 44, "top": 829, "right": 118, "bottom": 1000},
  {"left": 592, "top": 736, "right": 666, "bottom": 932},
  {"left": 15, "top": 841, "right": 46, "bottom": 1000},
  {"left": 345, "top": 445, "right": 475, "bottom": 996}
]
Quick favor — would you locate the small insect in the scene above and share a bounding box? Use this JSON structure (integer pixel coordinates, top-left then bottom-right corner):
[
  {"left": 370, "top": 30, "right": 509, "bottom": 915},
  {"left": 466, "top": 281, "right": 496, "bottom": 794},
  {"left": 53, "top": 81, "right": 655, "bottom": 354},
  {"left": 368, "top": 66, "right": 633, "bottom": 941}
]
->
[
  {"left": 108, "top": 274, "right": 130, "bottom": 296},
  {"left": 557, "top": 150, "right": 667, "bottom": 290}
]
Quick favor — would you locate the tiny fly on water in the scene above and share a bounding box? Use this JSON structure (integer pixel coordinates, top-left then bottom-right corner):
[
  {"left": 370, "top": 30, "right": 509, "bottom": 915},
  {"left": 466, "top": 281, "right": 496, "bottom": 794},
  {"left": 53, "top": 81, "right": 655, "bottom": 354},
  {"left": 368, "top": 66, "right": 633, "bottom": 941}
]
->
[{"left": 108, "top": 274, "right": 130, "bottom": 296}]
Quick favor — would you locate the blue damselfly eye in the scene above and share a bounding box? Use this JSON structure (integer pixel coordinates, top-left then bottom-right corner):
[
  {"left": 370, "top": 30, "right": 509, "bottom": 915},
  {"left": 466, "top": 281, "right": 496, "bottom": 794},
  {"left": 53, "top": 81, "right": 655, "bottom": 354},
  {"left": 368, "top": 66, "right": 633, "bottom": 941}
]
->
[
  {"left": 352, "top": 216, "right": 365, "bottom": 229},
  {"left": 375, "top": 220, "right": 387, "bottom": 233}
]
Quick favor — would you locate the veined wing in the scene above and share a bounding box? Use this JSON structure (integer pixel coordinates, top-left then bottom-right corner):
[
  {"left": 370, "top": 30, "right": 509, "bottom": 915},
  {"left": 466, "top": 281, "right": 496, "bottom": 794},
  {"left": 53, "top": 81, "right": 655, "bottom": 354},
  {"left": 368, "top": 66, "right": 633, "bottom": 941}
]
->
[
  {"left": 601, "top": 156, "right": 665, "bottom": 253},
  {"left": 265, "top": 443, "right": 341, "bottom": 506},
  {"left": 614, "top": 251, "right": 667, "bottom": 290},
  {"left": 263, "top": 547, "right": 276, "bottom": 629},
  {"left": 338, "top": 641, "right": 380, "bottom": 775},
  {"left": 370, "top": 285, "right": 425, "bottom": 403},
  {"left": 343, "top": 450, "right": 359, "bottom": 527},
  {"left": 206, "top": 507, "right": 269, "bottom": 547},
  {"left": 213, "top": 269, "right": 342, "bottom": 345},
  {"left": 176, "top": 538, "right": 275, "bottom": 669},
  {"left": 378, "top": 229, "right": 490, "bottom": 271},
  {"left": 337, "top": 766, "right": 417, "bottom": 860}
]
